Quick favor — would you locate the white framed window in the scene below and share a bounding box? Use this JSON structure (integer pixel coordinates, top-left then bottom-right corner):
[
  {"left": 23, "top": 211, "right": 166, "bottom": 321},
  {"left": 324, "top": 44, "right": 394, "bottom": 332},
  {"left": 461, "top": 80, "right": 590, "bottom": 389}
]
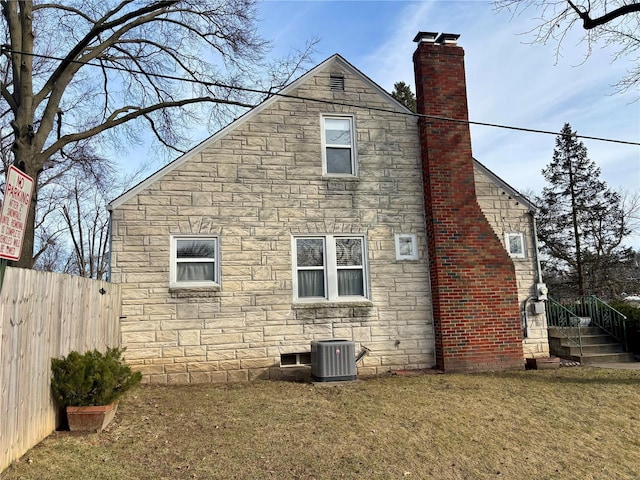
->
[
  {"left": 321, "top": 115, "right": 356, "bottom": 176},
  {"left": 504, "top": 232, "right": 525, "bottom": 258},
  {"left": 292, "top": 235, "right": 368, "bottom": 301},
  {"left": 395, "top": 233, "right": 418, "bottom": 260},
  {"left": 170, "top": 235, "right": 220, "bottom": 287}
]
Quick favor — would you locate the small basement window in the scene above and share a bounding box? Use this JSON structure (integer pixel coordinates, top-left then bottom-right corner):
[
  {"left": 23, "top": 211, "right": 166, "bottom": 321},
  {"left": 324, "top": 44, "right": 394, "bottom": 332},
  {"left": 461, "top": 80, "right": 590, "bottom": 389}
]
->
[{"left": 280, "top": 352, "right": 311, "bottom": 366}]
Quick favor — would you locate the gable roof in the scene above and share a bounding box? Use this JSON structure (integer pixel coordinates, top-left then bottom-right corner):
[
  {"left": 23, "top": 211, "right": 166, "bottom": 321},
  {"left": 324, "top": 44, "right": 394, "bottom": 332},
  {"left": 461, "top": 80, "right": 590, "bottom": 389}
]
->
[
  {"left": 473, "top": 158, "right": 537, "bottom": 212},
  {"left": 108, "top": 54, "right": 413, "bottom": 210},
  {"left": 108, "top": 55, "right": 535, "bottom": 215}
]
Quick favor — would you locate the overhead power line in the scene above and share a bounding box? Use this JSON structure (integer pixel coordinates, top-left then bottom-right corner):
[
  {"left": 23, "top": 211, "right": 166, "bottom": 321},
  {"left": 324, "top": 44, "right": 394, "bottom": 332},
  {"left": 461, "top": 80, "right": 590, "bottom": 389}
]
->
[{"left": 2, "top": 46, "right": 639, "bottom": 147}]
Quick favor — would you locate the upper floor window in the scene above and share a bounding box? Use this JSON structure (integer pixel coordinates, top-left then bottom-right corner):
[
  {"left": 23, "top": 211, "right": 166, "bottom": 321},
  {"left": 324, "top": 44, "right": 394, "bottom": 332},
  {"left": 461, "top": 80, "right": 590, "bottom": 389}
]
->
[
  {"left": 322, "top": 115, "right": 356, "bottom": 176},
  {"left": 293, "top": 235, "right": 368, "bottom": 302},
  {"left": 170, "top": 235, "right": 220, "bottom": 287},
  {"left": 504, "top": 232, "right": 525, "bottom": 259}
]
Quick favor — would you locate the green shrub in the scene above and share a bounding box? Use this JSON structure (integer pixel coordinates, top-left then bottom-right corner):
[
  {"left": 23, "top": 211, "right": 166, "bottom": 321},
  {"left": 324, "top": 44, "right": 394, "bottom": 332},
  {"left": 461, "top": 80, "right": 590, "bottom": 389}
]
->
[
  {"left": 51, "top": 347, "right": 142, "bottom": 407},
  {"left": 609, "top": 301, "right": 640, "bottom": 354}
]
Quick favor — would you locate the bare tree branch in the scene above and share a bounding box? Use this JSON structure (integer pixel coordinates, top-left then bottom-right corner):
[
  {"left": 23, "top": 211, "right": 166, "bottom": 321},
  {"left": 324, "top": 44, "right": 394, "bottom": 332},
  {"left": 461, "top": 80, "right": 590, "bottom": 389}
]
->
[
  {"left": 566, "top": 0, "right": 640, "bottom": 29},
  {"left": 0, "top": 0, "right": 315, "bottom": 268},
  {"left": 495, "top": 0, "right": 640, "bottom": 91},
  {"left": 41, "top": 95, "right": 254, "bottom": 160}
]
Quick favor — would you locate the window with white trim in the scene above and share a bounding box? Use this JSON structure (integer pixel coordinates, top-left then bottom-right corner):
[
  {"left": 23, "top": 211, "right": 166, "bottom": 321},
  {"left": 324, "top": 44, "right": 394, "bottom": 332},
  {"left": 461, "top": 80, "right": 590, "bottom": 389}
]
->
[
  {"left": 293, "top": 235, "right": 368, "bottom": 301},
  {"left": 321, "top": 115, "right": 356, "bottom": 175},
  {"left": 170, "top": 236, "right": 220, "bottom": 287},
  {"left": 504, "top": 232, "right": 525, "bottom": 259},
  {"left": 395, "top": 233, "right": 418, "bottom": 260}
]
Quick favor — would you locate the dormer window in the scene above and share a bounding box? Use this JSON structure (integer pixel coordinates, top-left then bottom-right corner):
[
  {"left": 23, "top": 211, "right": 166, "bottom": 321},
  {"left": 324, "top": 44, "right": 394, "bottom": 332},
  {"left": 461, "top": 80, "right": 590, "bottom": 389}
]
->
[{"left": 321, "top": 115, "right": 356, "bottom": 176}]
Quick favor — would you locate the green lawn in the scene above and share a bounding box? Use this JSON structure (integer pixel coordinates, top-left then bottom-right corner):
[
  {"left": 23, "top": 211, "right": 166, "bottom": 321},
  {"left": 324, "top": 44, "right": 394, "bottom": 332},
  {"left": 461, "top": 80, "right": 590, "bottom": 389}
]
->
[{"left": 2, "top": 367, "right": 639, "bottom": 480}]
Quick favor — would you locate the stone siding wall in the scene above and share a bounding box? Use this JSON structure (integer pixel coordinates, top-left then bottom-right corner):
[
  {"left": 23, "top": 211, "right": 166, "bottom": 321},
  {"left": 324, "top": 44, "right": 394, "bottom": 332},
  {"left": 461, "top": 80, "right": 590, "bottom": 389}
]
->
[
  {"left": 474, "top": 165, "right": 550, "bottom": 358},
  {"left": 110, "top": 60, "right": 435, "bottom": 383}
]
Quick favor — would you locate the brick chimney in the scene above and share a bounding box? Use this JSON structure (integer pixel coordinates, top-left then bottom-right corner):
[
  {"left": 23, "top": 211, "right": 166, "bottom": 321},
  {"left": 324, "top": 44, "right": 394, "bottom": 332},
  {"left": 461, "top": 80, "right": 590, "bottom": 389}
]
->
[{"left": 413, "top": 32, "right": 523, "bottom": 372}]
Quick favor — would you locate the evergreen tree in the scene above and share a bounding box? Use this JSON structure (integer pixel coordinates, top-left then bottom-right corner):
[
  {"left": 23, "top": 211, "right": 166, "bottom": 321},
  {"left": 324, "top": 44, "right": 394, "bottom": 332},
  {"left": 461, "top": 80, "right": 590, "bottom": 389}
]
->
[
  {"left": 391, "top": 81, "right": 416, "bottom": 112},
  {"left": 537, "top": 123, "right": 633, "bottom": 298}
]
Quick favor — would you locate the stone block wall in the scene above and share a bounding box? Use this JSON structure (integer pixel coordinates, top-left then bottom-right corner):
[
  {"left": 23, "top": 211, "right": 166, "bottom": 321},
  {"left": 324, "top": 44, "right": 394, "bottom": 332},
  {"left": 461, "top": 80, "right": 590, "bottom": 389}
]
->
[{"left": 110, "top": 58, "right": 435, "bottom": 383}]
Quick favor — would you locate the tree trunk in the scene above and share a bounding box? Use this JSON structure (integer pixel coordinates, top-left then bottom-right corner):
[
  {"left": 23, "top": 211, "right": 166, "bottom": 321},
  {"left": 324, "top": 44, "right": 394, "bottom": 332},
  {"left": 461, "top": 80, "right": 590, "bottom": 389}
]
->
[
  {"left": 12, "top": 149, "right": 40, "bottom": 269},
  {"left": 5, "top": 0, "right": 39, "bottom": 269},
  {"left": 568, "top": 153, "right": 585, "bottom": 297}
]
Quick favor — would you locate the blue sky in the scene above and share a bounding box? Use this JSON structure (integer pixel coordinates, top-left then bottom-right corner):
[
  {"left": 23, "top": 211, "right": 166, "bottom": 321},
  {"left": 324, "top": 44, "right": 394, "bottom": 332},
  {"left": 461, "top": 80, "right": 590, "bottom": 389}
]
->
[
  {"left": 256, "top": 0, "right": 639, "bottom": 199},
  {"left": 119, "top": 1, "right": 638, "bottom": 245}
]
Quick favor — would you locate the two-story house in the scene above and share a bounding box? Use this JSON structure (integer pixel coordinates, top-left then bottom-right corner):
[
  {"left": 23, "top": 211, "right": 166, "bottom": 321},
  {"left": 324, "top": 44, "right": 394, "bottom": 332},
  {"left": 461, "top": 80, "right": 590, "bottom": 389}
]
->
[{"left": 108, "top": 32, "right": 549, "bottom": 383}]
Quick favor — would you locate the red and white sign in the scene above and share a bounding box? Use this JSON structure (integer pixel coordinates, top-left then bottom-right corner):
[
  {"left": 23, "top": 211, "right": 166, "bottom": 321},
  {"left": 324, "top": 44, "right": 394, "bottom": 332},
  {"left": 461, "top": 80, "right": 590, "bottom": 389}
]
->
[{"left": 0, "top": 165, "right": 34, "bottom": 261}]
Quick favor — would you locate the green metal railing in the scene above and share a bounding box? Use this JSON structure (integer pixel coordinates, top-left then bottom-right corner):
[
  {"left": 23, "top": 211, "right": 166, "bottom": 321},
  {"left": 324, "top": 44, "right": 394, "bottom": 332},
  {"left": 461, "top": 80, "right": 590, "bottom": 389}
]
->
[
  {"left": 581, "top": 296, "right": 628, "bottom": 351},
  {"left": 546, "top": 297, "right": 583, "bottom": 355},
  {"left": 546, "top": 295, "right": 629, "bottom": 352}
]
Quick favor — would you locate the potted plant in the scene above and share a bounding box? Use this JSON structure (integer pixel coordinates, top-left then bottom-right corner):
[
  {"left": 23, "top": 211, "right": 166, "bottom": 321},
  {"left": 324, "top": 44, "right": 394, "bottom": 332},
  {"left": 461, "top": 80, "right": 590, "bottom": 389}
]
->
[{"left": 51, "top": 347, "right": 142, "bottom": 432}]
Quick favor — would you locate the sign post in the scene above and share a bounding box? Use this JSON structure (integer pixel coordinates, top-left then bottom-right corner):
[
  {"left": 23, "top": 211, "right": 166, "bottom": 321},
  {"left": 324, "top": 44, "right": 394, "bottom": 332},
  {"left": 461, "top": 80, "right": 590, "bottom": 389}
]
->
[{"left": 0, "top": 165, "right": 34, "bottom": 289}]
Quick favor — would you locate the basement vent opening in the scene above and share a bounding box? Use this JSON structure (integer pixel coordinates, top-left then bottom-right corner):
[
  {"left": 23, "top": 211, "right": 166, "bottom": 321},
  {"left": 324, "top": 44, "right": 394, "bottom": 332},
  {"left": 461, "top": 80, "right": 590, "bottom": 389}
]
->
[
  {"left": 280, "top": 352, "right": 311, "bottom": 366},
  {"left": 329, "top": 74, "right": 345, "bottom": 91}
]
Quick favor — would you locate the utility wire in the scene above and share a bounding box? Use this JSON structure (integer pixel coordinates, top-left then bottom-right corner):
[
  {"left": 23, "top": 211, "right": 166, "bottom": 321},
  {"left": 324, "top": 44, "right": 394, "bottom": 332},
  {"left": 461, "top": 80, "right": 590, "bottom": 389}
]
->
[{"left": 2, "top": 46, "right": 639, "bottom": 147}]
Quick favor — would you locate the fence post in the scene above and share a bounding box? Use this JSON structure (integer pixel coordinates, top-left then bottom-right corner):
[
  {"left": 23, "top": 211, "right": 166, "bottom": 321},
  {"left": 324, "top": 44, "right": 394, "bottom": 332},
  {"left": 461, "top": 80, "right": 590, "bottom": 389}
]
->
[{"left": 0, "top": 259, "right": 7, "bottom": 291}]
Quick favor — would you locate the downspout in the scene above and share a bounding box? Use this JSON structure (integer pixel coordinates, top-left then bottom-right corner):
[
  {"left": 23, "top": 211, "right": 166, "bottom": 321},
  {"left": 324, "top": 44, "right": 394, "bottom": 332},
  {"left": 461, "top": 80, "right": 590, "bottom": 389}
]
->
[
  {"left": 521, "top": 210, "right": 544, "bottom": 340},
  {"left": 529, "top": 209, "right": 550, "bottom": 338},
  {"left": 530, "top": 210, "right": 543, "bottom": 284}
]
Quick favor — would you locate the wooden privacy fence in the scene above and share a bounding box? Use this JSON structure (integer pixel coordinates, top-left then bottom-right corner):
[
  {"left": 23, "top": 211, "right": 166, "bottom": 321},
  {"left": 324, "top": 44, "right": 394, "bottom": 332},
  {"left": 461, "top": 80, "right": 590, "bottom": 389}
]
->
[{"left": 0, "top": 266, "right": 121, "bottom": 472}]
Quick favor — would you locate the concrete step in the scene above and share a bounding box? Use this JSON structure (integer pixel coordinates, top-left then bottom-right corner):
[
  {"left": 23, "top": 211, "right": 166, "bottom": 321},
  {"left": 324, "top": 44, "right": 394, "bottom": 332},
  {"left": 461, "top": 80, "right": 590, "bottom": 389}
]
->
[
  {"left": 561, "top": 343, "right": 626, "bottom": 357},
  {"left": 548, "top": 326, "right": 603, "bottom": 338},
  {"left": 574, "top": 352, "right": 636, "bottom": 365},
  {"left": 555, "top": 335, "right": 619, "bottom": 348},
  {"left": 548, "top": 324, "right": 635, "bottom": 365},
  {"left": 579, "top": 334, "right": 619, "bottom": 345}
]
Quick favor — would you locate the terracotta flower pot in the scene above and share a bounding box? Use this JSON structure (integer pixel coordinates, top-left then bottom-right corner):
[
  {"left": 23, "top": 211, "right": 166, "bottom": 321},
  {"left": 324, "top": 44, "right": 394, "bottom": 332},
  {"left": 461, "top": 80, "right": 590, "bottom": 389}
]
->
[{"left": 66, "top": 403, "right": 118, "bottom": 432}]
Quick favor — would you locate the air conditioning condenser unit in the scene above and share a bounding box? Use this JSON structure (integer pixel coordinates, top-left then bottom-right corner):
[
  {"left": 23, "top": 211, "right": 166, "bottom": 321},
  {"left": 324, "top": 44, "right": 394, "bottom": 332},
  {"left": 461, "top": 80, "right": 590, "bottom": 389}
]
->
[{"left": 311, "top": 339, "right": 356, "bottom": 382}]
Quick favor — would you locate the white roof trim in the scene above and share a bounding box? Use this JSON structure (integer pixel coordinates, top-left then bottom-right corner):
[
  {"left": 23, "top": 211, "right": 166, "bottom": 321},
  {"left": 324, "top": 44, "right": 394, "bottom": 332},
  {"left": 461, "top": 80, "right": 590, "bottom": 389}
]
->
[
  {"left": 473, "top": 158, "right": 537, "bottom": 212},
  {"left": 108, "top": 54, "right": 413, "bottom": 209}
]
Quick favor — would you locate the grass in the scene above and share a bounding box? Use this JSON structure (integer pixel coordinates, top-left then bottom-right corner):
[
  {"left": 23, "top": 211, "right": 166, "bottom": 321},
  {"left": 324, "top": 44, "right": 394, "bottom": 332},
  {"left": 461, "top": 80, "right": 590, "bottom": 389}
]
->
[{"left": 2, "top": 366, "right": 640, "bottom": 480}]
